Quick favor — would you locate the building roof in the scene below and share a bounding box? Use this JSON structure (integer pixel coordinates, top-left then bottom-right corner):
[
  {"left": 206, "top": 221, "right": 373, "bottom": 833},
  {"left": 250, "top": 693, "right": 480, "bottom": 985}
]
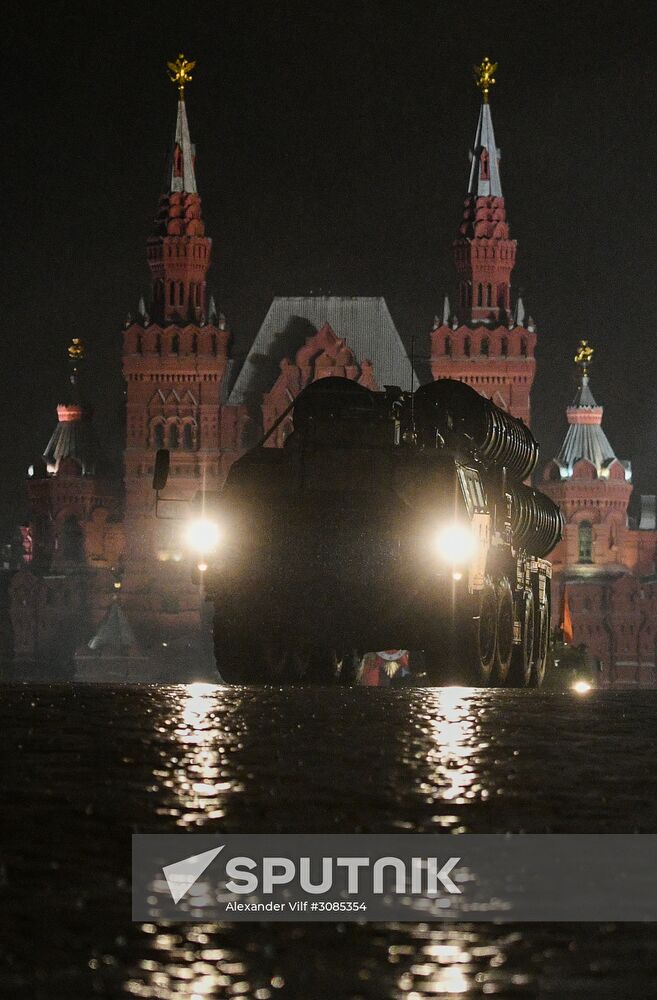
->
[
  {"left": 43, "top": 406, "right": 101, "bottom": 476},
  {"left": 165, "top": 98, "right": 197, "bottom": 194},
  {"left": 226, "top": 296, "right": 418, "bottom": 407},
  {"left": 554, "top": 374, "right": 630, "bottom": 480},
  {"left": 467, "top": 101, "right": 503, "bottom": 198}
]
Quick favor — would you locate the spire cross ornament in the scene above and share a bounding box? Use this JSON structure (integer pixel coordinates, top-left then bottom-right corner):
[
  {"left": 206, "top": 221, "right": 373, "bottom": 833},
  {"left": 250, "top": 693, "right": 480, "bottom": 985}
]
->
[
  {"left": 167, "top": 54, "right": 196, "bottom": 99},
  {"left": 574, "top": 339, "right": 594, "bottom": 377},
  {"left": 475, "top": 56, "right": 498, "bottom": 103}
]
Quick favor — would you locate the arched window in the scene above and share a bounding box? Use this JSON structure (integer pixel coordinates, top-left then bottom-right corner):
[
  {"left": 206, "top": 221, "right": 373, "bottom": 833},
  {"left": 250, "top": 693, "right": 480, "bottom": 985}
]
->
[
  {"left": 178, "top": 282, "right": 184, "bottom": 306},
  {"left": 464, "top": 336, "right": 471, "bottom": 358},
  {"left": 578, "top": 521, "right": 593, "bottom": 563},
  {"left": 480, "top": 337, "right": 489, "bottom": 356},
  {"left": 183, "top": 424, "right": 194, "bottom": 450},
  {"left": 444, "top": 335, "right": 452, "bottom": 356},
  {"left": 477, "top": 284, "right": 483, "bottom": 307},
  {"left": 486, "top": 283, "right": 492, "bottom": 307},
  {"left": 211, "top": 334, "right": 217, "bottom": 356},
  {"left": 169, "top": 423, "right": 179, "bottom": 449},
  {"left": 136, "top": 334, "right": 142, "bottom": 354},
  {"left": 480, "top": 150, "right": 489, "bottom": 181},
  {"left": 501, "top": 337, "right": 508, "bottom": 357},
  {"left": 172, "top": 334, "right": 180, "bottom": 354},
  {"left": 520, "top": 337, "right": 528, "bottom": 357},
  {"left": 191, "top": 333, "right": 198, "bottom": 353},
  {"left": 168, "top": 282, "right": 175, "bottom": 306},
  {"left": 154, "top": 423, "right": 165, "bottom": 449},
  {"left": 155, "top": 334, "right": 161, "bottom": 355}
]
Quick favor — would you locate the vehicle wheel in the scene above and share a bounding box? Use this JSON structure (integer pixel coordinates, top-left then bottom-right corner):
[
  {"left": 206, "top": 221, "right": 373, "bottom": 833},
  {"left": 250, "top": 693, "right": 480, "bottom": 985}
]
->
[
  {"left": 493, "top": 576, "right": 514, "bottom": 685},
  {"left": 456, "top": 575, "right": 497, "bottom": 685},
  {"left": 508, "top": 589, "right": 535, "bottom": 687},
  {"left": 530, "top": 600, "right": 550, "bottom": 688}
]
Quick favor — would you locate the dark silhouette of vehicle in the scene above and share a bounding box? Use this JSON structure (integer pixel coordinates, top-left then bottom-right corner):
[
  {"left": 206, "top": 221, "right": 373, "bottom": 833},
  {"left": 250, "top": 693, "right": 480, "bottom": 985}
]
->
[{"left": 154, "top": 377, "right": 562, "bottom": 685}]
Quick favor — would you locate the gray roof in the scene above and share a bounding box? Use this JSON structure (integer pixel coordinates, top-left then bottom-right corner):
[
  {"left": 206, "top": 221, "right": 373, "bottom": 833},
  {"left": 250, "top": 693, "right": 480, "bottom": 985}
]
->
[
  {"left": 166, "top": 99, "right": 197, "bottom": 194},
  {"left": 43, "top": 409, "right": 101, "bottom": 476},
  {"left": 468, "top": 102, "right": 503, "bottom": 198},
  {"left": 88, "top": 601, "right": 136, "bottom": 652},
  {"left": 555, "top": 375, "right": 631, "bottom": 479},
  {"left": 227, "top": 296, "right": 418, "bottom": 407}
]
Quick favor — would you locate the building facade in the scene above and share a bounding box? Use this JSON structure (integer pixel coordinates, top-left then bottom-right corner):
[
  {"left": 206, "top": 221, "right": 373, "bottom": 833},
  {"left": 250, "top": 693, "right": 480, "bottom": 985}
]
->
[{"left": 543, "top": 345, "right": 657, "bottom": 686}]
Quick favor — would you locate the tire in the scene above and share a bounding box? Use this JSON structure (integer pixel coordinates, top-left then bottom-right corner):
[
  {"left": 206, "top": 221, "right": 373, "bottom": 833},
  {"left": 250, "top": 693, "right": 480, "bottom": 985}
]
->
[
  {"left": 443, "top": 575, "right": 497, "bottom": 686},
  {"left": 530, "top": 600, "right": 550, "bottom": 688},
  {"left": 493, "top": 576, "right": 514, "bottom": 685},
  {"left": 508, "top": 589, "right": 535, "bottom": 687}
]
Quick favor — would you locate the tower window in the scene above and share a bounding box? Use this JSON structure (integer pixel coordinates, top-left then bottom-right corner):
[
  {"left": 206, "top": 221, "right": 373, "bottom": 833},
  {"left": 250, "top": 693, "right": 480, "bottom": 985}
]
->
[
  {"left": 136, "top": 334, "right": 142, "bottom": 354},
  {"left": 192, "top": 333, "right": 198, "bottom": 353},
  {"left": 501, "top": 337, "right": 508, "bottom": 357},
  {"left": 444, "top": 335, "right": 452, "bottom": 357},
  {"left": 211, "top": 334, "right": 217, "bottom": 356},
  {"left": 520, "top": 337, "right": 528, "bottom": 357},
  {"left": 178, "top": 282, "right": 184, "bottom": 306},
  {"left": 486, "top": 283, "right": 492, "bottom": 307},
  {"left": 169, "top": 423, "right": 179, "bottom": 449},
  {"left": 464, "top": 336, "right": 471, "bottom": 358},
  {"left": 578, "top": 521, "right": 593, "bottom": 563},
  {"left": 154, "top": 423, "right": 165, "bottom": 449},
  {"left": 183, "top": 424, "right": 194, "bottom": 450},
  {"left": 480, "top": 337, "right": 489, "bottom": 356},
  {"left": 169, "top": 282, "right": 175, "bottom": 306},
  {"left": 155, "top": 334, "right": 161, "bottom": 355},
  {"left": 477, "top": 284, "right": 483, "bottom": 307},
  {"left": 480, "top": 150, "right": 490, "bottom": 181},
  {"left": 172, "top": 334, "right": 180, "bottom": 354}
]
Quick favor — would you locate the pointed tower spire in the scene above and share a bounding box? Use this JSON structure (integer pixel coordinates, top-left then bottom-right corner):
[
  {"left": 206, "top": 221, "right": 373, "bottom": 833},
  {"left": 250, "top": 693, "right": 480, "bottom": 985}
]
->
[
  {"left": 43, "top": 339, "right": 101, "bottom": 476},
  {"left": 453, "top": 57, "right": 516, "bottom": 325},
  {"left": 165, "top": 56, "right": 198, "bottom": 195},
  {"left": 469, "top": 59, "right": 502, "bottom": 197},
  {"left": 147, "top": 55, "right": 211, "bottom": 325}
]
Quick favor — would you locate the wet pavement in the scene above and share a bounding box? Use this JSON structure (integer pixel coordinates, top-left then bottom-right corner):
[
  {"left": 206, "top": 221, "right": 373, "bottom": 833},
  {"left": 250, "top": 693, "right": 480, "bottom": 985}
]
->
[{"left": 2, "top": 683, "right": 657, "bottom": 998}]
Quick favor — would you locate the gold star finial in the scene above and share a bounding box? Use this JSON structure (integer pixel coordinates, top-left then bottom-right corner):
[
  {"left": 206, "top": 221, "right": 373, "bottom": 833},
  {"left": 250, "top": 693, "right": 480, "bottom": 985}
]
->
[
  {"left": 68, "top": 338, "right": 85, "bottom": 362},
  {"left": 574, "top": 340, "right": 594, "bottom": 376},
  {"left": 167, "top": 53, "right": 196, "bottom": 99},
  {"left": 475, "top": 56, "right": 498, "bottom": 103}
]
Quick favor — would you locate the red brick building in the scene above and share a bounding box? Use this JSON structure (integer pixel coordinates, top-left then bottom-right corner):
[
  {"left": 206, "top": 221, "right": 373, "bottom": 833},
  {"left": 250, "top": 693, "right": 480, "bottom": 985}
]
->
[
  {"left": 8, "top": 62, "right": 657, "bottom": 684},
  {"left": 543, "top": 348, "right": 657, "bottom": 686}
]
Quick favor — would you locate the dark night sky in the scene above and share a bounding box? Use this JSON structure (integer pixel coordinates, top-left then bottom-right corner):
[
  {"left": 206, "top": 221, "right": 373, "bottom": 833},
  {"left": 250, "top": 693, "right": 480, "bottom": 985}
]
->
[{"left": 4, "top": 0, "right": 657, "bottom": 533}]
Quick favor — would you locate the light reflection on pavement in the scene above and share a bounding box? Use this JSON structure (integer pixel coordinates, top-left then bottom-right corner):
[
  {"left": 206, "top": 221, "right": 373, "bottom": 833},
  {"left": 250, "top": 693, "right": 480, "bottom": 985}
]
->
[{"left": 2, "top": 683, "right": 657, "bottom": 998}]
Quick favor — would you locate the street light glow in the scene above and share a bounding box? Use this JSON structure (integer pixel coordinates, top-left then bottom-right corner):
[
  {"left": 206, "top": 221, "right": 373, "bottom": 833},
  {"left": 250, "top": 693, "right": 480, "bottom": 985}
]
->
[{"left": 185, "top": 517, "right": 221, "bottom": 554}]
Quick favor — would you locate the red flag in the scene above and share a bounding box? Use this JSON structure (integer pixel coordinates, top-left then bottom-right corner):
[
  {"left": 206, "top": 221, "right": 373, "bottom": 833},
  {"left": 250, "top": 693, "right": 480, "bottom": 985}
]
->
[{"left": 561, "top": 586, "right": 574, "bottom": 644}]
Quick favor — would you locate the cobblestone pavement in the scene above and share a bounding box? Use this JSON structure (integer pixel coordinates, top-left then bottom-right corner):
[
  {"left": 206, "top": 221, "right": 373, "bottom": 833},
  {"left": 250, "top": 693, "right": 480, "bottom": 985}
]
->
[{"left": 2, "top": 683, "right": 657, "bottom": 998}]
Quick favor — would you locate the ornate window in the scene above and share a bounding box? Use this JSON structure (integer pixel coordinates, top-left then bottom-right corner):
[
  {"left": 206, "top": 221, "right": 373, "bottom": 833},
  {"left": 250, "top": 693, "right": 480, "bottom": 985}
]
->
[
  {"left": 520, "top": 337, "right": 528, "bottom": 357},
  {"left": 480, "top": 337, "right": 489, "bottom": 356},
  {"left": 464, "top": 336, "right": 471, "bottom": 358},
  {"left": 501, "top": 337, "right": 508, "bottom": 357},
  {"left": 578, "top": 521, "right": 593, "bottom": 563},
  {"left": 154, "top": 423, "right": 165, "bottom": 450},
  {"left": 183, "top": 423, "right": 194, "bottom": 450},
  {"left": 444, "top": 335, "right": 452, "bottom": 356},
  {"left": 172, "top": 334, "right": 180, "bottom": 354},
  {"left": 169, "top": 423, "right": 179, "bottom": 449}
]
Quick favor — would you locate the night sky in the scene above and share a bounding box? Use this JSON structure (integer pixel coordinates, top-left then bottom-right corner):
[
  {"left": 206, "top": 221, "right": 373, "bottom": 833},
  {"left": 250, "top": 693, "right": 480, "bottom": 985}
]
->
[{"left": 4, "top": 1, "right": 657, "bottom": 534}]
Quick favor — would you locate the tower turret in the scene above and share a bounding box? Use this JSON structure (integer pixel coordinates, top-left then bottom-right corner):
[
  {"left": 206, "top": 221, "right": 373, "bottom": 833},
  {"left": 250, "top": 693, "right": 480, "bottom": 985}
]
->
[
  {"left": 147, "top": 55, "right": 211, "bottom": 325},
  {"left": 430, "top": 59, "right": 536, "bottom": 426}
]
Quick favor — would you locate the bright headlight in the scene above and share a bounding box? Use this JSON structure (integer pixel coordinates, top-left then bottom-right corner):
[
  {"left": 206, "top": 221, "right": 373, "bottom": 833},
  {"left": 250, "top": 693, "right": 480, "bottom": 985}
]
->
[
  {"left": 185, "top": 517, "right": 222, "bottom": 554},
  {"left": 433, "top": 522, "right": 476, "bottom": 564}
]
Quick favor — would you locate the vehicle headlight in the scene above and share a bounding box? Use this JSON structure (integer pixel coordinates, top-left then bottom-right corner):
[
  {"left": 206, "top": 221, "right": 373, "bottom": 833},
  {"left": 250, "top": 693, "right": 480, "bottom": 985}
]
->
[
  {"left": 185, "top": 517, "right": 222, "bottom": 554},
  {"left": 433, "top": 522, "right": 476, "bottom": 565}
]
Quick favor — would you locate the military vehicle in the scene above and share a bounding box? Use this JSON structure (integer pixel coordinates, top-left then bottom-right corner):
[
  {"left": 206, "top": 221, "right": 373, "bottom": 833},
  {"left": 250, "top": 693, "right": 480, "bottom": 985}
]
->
[{"left": 155, "top": 376, "right": 563, "bottom": 686}]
